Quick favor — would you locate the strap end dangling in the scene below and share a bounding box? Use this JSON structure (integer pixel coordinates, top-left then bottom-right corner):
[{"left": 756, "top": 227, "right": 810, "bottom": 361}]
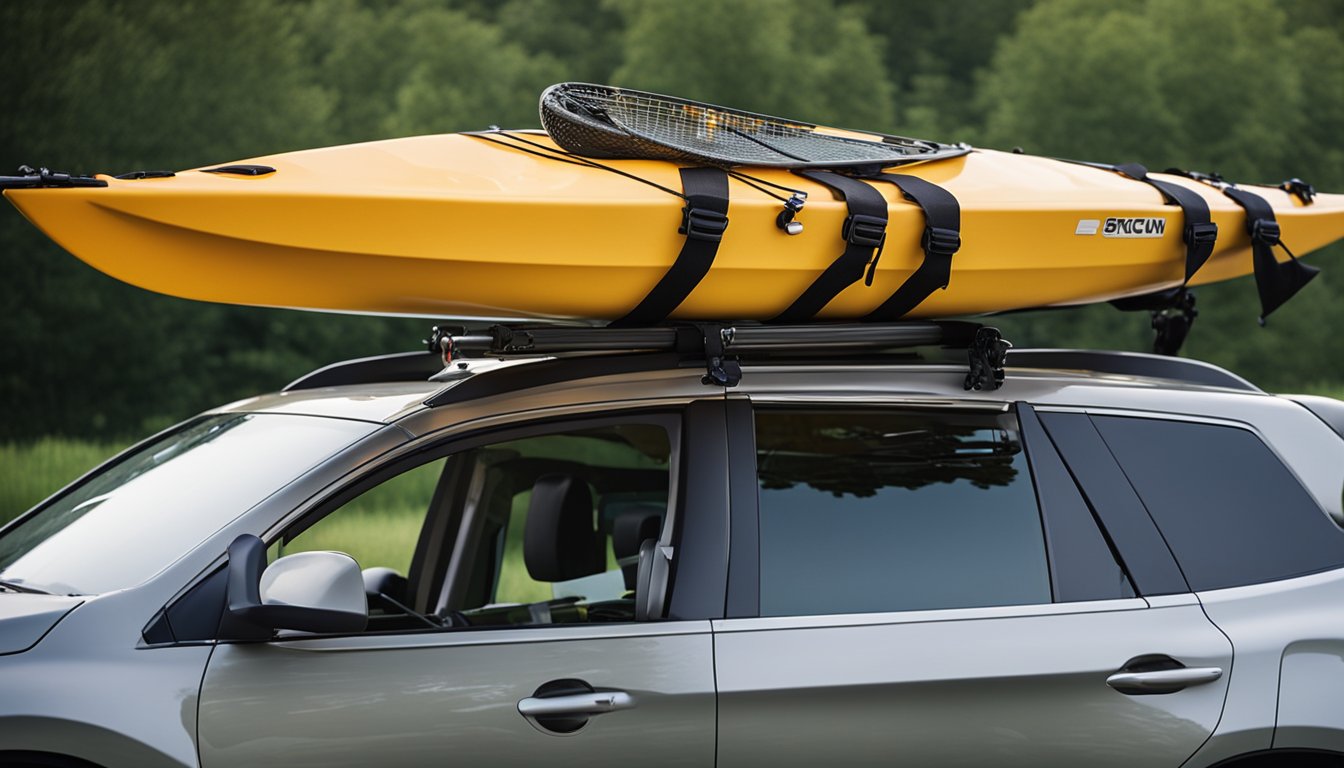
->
[{"left": 864, "top": 240, "right": 886, "bottom": 286}]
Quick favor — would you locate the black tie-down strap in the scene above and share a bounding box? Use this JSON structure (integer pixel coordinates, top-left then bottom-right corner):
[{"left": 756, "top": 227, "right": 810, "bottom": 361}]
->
[
  {"left": 1220, "top": 186, "right": 1320, "bottom": 322},
  {"left": 771, "top": 171, "right": 888, "bottom": 323},
  {"left": 1111, "top": 163, "right": 1217, "bottom": 284},
  {"left": 862, "top": 173, "right": 962, "bottom": 322},
  {"left": 612, "top": 167, "right": 729, "bottom": 327}
]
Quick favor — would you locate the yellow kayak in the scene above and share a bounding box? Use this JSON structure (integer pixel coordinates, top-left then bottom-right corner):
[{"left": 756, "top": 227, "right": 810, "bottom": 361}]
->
[{"left": 4, "top": 131, "right": 1342, "bottom": 321}]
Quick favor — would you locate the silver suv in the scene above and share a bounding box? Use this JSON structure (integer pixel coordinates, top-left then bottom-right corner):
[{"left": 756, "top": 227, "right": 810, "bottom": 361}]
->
[{"left": 2, "top": 323, "right": 1344, "bottom": 768}]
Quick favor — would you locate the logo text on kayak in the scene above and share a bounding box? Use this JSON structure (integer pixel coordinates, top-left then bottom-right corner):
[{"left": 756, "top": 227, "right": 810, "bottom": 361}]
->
[{"left": 1101, "top": 217, "right": 1167, "bottom": 238}]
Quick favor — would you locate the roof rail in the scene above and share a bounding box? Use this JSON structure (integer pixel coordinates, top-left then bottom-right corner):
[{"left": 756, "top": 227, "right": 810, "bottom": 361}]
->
[
  {"left": 283, "top": 351, "right": 444, "bottom": 392},
  {"left": 428, "top": 321, "right": 1013, "bottom": 391},
  {"left": 283, "top": 321, "right": 1017, "bottom": 399},
  {"left": 1005, "top": 349, "right": 1260, "bottom": 392}
]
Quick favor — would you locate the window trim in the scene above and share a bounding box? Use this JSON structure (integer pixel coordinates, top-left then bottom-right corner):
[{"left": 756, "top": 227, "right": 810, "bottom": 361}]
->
[
  {"left": 725, "top": 398, "right": 759, "bottom": 619},
  {"left": 712, "top": 595, "right": 1148, "bottom": 634}
]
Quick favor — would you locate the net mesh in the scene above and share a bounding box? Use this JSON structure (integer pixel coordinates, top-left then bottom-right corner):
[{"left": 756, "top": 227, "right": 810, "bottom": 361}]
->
[{"left": 540, "top": 83, "right": 949, "bottom": 168}]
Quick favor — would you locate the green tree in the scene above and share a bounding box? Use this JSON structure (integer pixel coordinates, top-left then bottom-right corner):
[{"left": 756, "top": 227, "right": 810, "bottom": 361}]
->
[
  {"left": 299, "top": 0, "right": 568, "bottom": 139},
  {"left": 0, "top": 0, "right": 423, "bottom": 440},
  {"left": 843, "top": 0, "right": 1035, "bottom": 140},
  {"left": 609, "top": 0, "right": 897, "bottom": 129},
  {"left": 977, "top": 0, "right": 1344, "bottom": 389}
]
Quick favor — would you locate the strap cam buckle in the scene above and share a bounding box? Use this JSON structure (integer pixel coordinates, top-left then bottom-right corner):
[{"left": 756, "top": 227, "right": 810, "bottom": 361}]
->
[
  {"left": 842, "top": 213, "right": 886, "bottom": 249},
  {"left": 1250, "top": 218, "right": 1281, "bottom": 246},
  {"left": 680, "top": 206, "right": 729, "bottom": 243},
  {"left": 1184, "top": 221, "right": 1218, "bottom": 248},
  {"left": 922, "top": 226, "right": 962, "bottom": 257}
]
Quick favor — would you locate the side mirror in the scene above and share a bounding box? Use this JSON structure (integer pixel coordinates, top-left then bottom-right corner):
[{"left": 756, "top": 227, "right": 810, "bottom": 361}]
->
[{"left": 224, "top": 534, "right": 367, "bottom": 638}]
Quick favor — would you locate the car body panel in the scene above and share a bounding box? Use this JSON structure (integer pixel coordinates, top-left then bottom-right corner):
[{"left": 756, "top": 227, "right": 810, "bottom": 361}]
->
[
  {"left": 0, "top": 595, "right": 211, "bottom": 768},
  {"left": 1184, "top": 569, "right": 1344, "bottom": 766},
  {"left": 0, "top": 594, "right": 82, "bottom": 655},
  {"left": 197, "top": 623, "right": 716, "bottom": 768},
  {"left": 1, "top": 353, "right": 1342, "bottom": 766},
  {"left": 713, "top": 596, "right": 1232, "bottom": 767}
]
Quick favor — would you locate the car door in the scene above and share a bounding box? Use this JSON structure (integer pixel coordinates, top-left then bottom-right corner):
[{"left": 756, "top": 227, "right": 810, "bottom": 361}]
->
[
  {"left": 713, "top": 399, "right": 1232, "bottom": 768},
  {"left": 196, "top": 403, "right": 728, "bottom": 768}
]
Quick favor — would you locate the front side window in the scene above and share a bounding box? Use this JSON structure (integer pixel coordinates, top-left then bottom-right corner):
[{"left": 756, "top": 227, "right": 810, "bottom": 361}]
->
[
  {"left": 279, "top": 419, "right": 673, "bottom": 632},
  {"left": 280, "top": 457, "right": 449, "bottom": 574},
  {"left": 754, "top": 408, "right": 1051, "bottom": 617}
]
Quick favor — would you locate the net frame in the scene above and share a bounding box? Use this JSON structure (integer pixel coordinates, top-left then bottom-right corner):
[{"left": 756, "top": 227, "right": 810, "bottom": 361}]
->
[{"left": 540, "top": 83, "right": 967, "bottom": 169}]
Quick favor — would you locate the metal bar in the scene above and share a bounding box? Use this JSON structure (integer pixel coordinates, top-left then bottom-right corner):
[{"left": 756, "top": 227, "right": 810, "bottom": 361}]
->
[{"left": 445, "top": 322, "right": 957, "bottom": 359}]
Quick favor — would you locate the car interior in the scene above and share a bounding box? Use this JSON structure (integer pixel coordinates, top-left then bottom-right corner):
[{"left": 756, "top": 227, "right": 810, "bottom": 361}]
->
[{"left": 300, "top": 422, "right": 673, "bottom": 634}]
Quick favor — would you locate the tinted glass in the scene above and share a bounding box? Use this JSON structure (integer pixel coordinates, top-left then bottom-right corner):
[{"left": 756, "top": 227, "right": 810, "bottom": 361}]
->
[
  {"left": 0, "top": 414, "right": 374, "bottom": 595},
  {"left": 1094, "top": 416, "right": 1344, "bottom": 591},
  {"left": 755, "top": 409, "right": 1051, "bottom": 617},
  {"left": 1018, "top": 406, "right": 1135, "bottom": 602}
]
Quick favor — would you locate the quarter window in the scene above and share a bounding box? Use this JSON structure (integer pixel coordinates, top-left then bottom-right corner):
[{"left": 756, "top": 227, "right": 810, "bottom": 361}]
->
[
  {"left": 1093, "top": 416, "right": 1344, "bottom": 591},
  {"left": 754, "top": 409, "right": 1051, "bottom": 617}
]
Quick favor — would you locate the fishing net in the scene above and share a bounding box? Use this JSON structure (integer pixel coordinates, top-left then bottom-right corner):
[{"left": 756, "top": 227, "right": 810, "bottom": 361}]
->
[{"left": 540, "top": 83, "right": 962, "bottom": 169}]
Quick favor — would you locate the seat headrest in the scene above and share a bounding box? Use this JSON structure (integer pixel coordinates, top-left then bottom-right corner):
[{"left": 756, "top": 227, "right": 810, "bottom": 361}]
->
[
  {"left": 524, "top": 474, "right": 605, "bottom": 583},
  {"left": 611, "top": 506, "right": 663, "bottom": 590}
]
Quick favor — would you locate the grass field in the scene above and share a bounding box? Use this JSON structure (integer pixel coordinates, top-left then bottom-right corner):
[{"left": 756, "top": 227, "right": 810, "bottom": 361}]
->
[
  {"left": 0, "top": 437, "right": 567, "bottom": 604},
  {"left": 0, "top": 437, "right": 129, "bottom": 525}
]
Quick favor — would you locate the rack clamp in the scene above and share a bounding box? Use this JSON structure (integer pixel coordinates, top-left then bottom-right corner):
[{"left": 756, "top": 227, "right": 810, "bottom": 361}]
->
[
  {"left": 1151, "top": 291, "right": 1198, "bottom": 357},
  {"left": 689, "top": 324, "right": 741, "bottom": 387},
  {"left": 1279, "top": 178, "right": 1315, "bottom": 205},
  {"left": 965, "top": 327, "right": 1011, "bottom": 391},
  {"left": 1109, "top": 288, "right": 1198, "bottom": 356},
  {"left": 427, "top": 325, "right": 460, "bottom": 361}
]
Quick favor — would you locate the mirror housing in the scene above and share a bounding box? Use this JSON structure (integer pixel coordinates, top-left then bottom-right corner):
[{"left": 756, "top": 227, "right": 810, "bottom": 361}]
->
[
  {"left": 362, "top": 566, "right": 408, "bottom": 600},
  {"left": 224, "top": 534, "right": 367, "bottom": 638}
]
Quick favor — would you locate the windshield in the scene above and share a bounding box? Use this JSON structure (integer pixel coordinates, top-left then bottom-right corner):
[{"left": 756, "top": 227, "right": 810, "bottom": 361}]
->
[{"left": 0, "top": 413, "right": 376, "bottom": 595}]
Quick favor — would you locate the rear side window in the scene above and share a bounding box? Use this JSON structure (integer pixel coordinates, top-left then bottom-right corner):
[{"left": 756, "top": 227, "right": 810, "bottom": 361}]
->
[
  {"left": 1093, "top": 416, "right": 1344, "bottom": 591},
  {"left": 754, "top": 409, "right": 1051, "bottom": 617}
]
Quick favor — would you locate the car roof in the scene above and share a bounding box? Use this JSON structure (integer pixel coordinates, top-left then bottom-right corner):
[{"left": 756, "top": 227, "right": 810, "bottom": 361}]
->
[{"left": 211, "top": 348, "right": 1270, "bottom": 426}]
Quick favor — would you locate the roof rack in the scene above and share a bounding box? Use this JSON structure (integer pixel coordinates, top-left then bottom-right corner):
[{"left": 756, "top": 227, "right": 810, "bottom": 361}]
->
[
  {"left": 427, "top": 321, "right": 1013, "bottom": 391},
  {"left": 282, "top": 326, "right": 1260, "bottom": 399}
]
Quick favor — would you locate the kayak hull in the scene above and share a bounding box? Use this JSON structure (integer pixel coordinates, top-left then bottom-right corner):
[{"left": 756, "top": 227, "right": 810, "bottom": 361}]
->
[{"left": 6, "top": 132, "right": 1343, "bottom": 321}]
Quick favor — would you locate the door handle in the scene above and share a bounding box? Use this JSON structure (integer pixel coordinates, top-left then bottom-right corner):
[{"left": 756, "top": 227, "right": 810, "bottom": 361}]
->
[
  {"left": 519, "top": 679, "right": 637, "bottom": 735},
  {"left": 518, "top": 691, "right": 636, "bottom": 718},
  {"left": 1107, "top": 666, "right": 1223, "bottom": 695}
]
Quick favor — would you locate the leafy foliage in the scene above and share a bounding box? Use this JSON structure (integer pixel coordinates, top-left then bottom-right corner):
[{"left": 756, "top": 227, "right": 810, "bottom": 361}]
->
[{"left": 1, "top": 0, "right": 1341, "bottom": 442}]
